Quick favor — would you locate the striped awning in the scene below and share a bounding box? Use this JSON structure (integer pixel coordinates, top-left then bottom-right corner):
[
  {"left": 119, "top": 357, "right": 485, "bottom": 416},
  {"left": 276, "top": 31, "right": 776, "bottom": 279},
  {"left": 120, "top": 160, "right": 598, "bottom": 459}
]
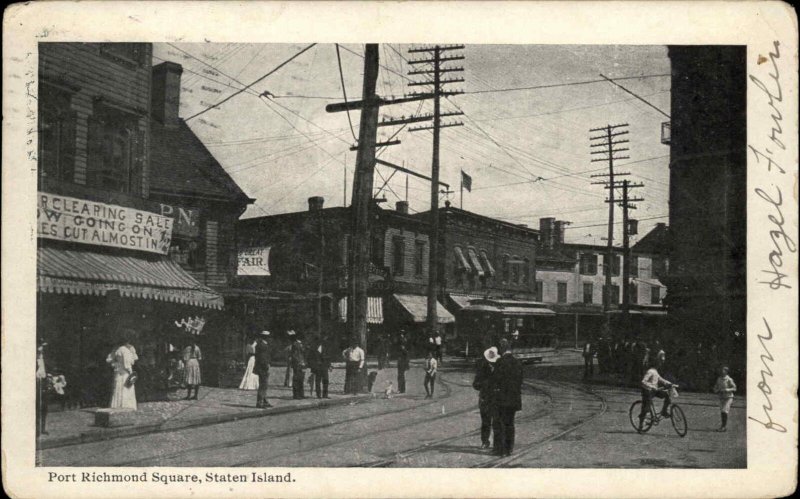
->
[
  {"left": 393, "top": 294, "right": 455, "bottom": 324},
  {"left": 467, "top": 247, "right": 485, "bottom": 277},
  {"left": 38, "top": 247, "right": 224, "bottom": 309},
  {"left": 338, "top": 296, "right": 383, "bottom": 324}
]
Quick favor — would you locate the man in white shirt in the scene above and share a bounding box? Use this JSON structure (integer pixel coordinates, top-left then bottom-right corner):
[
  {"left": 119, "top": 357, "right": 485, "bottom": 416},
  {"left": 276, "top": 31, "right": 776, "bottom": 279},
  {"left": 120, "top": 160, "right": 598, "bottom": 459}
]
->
[
  {"left": 342, "top": 341, "right": 365, "bottom": 394},
  {"left": 639, "top": 360, "right": 674, "bottom": 426}
]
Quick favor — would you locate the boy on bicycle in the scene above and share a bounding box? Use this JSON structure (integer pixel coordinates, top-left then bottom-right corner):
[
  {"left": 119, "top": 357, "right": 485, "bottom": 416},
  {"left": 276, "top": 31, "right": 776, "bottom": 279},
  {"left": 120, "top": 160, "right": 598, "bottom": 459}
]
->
[{"left": 639, "top": 359, "right": 674, "bottom": 427}]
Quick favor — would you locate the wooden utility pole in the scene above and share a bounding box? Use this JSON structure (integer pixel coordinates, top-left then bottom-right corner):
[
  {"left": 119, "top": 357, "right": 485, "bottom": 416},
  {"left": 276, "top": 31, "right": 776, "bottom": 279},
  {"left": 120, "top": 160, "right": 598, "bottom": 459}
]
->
[
  {"left": 590, "top": 123, "right": 630, "bottom": 315},
  {"left": 347, "top": 44, "right": 380, "bottom": 356},
  {"left": 407, "top": 44, "right": 464, "bottom": 336},
  {"left": 607, "top": 179, "right": 644, "bottom": 327}
]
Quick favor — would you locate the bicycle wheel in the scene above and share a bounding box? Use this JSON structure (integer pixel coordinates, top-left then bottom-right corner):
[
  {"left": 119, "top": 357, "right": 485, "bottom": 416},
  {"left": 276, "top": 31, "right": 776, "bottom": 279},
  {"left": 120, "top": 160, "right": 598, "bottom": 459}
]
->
[
  {"left": 629, "top": 400, "right": 654, "bottom": 433},
  {"left": 670, "top": 404, "right": 688, "bottom": 437}
]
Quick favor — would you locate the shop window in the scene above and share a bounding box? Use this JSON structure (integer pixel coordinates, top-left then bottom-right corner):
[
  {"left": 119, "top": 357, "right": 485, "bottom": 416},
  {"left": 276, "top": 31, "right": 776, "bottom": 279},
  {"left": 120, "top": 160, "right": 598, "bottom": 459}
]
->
[
  {"left": 169, "top": 236, "right": 205, "bottom": 271},
  {"left": 414, "top": 240, "right": 426, "bottom": 276},
  {"left": 557, "top": 282, "right": 568, "bottom": 303},
  {"left": 651, "top": 285, "right": 661, "bottom": 304},
  {"left": 86, "top": 104, "right": 143, "bottom": 194},
  {"left": 603, "top": 255, "right": 621, "bottom": 277},
  {"left": 392, "top": 236, "right": 405, "bottom": 276},
  {"left": 38, "top": 84, "right": 76, "bottom": 184},
  {"left": 535, "top": 280, "right": 543, "bottom": 301},
  {"left": 579, "top": 253, "right": 598, "bottom": 275},
  {"left": 583, "top": 282, "right": 593, "bottom": 304}
]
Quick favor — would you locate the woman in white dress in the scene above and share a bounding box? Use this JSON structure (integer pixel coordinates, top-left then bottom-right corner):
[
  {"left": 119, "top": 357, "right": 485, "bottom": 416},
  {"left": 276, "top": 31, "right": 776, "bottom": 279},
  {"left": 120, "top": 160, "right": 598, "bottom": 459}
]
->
[
  {"left": 182, "top": 340, "right": 202, "bottom": 400},
  {"left": 106, "top": 338, "right": 138, "bottom": 410},
  {"left": 239, "top": 339, "right": 259, "bottom": 390}
]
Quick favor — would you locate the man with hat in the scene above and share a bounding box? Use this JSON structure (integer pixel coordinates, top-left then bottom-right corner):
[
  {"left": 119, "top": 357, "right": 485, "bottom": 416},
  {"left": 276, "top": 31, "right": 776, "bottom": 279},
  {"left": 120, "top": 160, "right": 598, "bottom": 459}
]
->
[
  {"left": 36, "top": 339, "right": 49, "bottom": 436},
  {"left": 253, "top": 331, "right": 273, "bottom": 408},
  {"left": 490, "top": 339, "right": 523, "bottom": 456},
  {"left": 473, "top": 346, "right": 499, "bottom": 449},
  {"left": 290, "top": 333, "right": 306, "bottom": 399},
  {"left": 283, "top": 330, "right": 296, "bottom": 387}
]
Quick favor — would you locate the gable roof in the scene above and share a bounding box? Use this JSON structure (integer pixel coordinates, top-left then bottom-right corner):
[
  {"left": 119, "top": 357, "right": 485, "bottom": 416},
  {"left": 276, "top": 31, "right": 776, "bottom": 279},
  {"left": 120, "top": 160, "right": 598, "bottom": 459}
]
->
[
  {"left": 149, "top": 118, "right": 253, "bottom": 204},
  {"left": 632, "top": 223, "right": 669, "bottom": 254}
]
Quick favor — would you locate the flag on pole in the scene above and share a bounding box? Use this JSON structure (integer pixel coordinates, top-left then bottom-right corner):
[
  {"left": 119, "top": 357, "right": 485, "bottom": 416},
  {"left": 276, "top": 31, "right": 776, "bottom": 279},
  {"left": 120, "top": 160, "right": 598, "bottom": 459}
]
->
[{"left": 461, "top": 170, "right": 472, "bottom": 192}]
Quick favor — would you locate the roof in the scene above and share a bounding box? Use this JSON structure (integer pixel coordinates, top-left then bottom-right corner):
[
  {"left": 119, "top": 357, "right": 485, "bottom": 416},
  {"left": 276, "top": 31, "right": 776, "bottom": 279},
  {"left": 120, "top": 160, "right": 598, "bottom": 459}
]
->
[
  {"left": 149, "top": 119, "right": 253, "bottom": 204},
  {"left": 415, "top": 206, "right": 539, "bottom": 238},
  {"left": 633, "top": 223, "right": 670, "bottom": 254}
]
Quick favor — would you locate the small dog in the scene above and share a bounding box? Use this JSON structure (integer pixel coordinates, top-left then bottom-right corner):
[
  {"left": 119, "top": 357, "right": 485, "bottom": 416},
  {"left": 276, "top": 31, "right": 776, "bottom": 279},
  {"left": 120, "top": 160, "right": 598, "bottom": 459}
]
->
[{"left": 383, "top": 381, "right": 394, "bottom": 399}]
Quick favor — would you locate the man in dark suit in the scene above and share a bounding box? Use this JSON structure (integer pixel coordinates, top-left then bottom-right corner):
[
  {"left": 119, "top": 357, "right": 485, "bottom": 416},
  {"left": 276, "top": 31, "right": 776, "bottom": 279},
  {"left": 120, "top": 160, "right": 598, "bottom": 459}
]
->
[
  {"left": 473, "top": 346, "right": 499, "bottom": 449},
  {"left": 253, "top": 331, "right": 272, "bottom": 408},
  {"left": 307, "top": 337, "right": 332, "bottom": 398},
  {"left": 491, "top": 339, "right": 523, "bottom": 456}
]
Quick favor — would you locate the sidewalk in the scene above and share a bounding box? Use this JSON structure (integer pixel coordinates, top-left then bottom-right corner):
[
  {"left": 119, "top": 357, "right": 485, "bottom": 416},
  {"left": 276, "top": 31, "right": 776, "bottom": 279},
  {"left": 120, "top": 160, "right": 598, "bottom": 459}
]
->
[{"left": 38, "top": 365, "right": 403, "bottom": 450}]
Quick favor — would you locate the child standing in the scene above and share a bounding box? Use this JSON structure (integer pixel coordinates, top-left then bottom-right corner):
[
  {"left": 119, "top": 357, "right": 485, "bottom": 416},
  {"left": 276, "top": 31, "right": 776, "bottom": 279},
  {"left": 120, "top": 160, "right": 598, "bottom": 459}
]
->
[
  {"left": 713, "top": 366, "right": 737, "bottom": 432},
  {"left": 424, "top": 351, "right": 438, "bottom": 399}
]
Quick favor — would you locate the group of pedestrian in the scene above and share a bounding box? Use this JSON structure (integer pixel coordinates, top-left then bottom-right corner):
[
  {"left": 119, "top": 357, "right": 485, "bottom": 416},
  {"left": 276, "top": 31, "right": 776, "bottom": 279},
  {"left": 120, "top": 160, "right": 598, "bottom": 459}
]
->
[{"left": 472, "top": 338, "right": 523, "bottom": 456}]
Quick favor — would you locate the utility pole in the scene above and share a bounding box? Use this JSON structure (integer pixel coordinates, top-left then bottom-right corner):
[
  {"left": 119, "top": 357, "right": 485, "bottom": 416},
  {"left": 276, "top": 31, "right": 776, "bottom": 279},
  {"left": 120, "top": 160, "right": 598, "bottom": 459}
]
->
[
  {"left": 590, "top": 123, "right": 629, "bottom": 316},
  {"left": 407, "top": 44, "right": 465, "bottom": 336}
]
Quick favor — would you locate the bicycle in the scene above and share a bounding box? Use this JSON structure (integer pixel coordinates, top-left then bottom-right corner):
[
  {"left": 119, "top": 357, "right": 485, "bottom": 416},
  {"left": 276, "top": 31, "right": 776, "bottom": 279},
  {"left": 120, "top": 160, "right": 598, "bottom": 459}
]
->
[{"left": 628, "top": 386, "right": 688, "bottom": 437}]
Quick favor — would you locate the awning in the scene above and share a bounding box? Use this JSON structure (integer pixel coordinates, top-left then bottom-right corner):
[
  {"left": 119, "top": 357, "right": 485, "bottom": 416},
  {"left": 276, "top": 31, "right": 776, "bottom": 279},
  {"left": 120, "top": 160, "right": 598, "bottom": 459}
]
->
[
  {"left": 448, "top": 293, "right": 484, "bottom": 310},
  {"left": 467, "top": 247, "right": 485, "bottom": 277},
  {"left": 607, "top": 307, "right": 668, "bottom": 316},
  {"left": 393, "top": 294, "right": 455, "bottom": 324},
  {"left": 463, "top": 303, "right": 556, "bottom": 316},
  {"left": 480, "top": 250, "right": 496, "bottom": 276},
  {"left": 454, "top": 247, "right": 470, "bottom": 270},
  {"left": 338, "top": 296, "right": 383, "bottom": 324},
  {"left": 38, "top": 247, "right": 224, "bottom": 309}
]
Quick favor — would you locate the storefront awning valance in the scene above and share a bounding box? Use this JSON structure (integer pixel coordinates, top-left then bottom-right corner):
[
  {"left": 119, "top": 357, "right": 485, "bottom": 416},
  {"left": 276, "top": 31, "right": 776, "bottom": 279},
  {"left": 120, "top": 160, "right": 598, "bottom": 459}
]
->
[
  {"left": 448, "top": 293, "right": 485, "bottom": 310},
  {"left": 38, "top": 247, "right": 224, "bottom": 309},
  {"left": 338, "top": 296, "right": 383, "bottom": 324},
  {"left": 392, "top": 294, "right": 455, "bottom": 324},
  {"left": 462, "top": 303, "right": 556, "bottom": 316}
]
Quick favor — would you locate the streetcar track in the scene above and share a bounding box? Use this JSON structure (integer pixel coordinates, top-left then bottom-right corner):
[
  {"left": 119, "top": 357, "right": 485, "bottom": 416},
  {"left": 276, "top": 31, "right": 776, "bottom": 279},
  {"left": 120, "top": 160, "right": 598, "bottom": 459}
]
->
[{"left": 108, "top": 379, "right": 456, "bottom": 467}]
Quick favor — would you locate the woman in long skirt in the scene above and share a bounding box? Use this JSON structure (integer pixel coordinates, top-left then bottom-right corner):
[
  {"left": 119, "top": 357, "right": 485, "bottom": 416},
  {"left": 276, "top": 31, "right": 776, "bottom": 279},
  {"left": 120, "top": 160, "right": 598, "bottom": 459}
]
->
[
  {"left": 183, "top": 340, "right": 202, "bottom": 400},
  {"left": 239, "top": 340, "right": 259, "bottom": 390},
  {"left": 107, "top": 337, "right": 138, "bottom": 410}
]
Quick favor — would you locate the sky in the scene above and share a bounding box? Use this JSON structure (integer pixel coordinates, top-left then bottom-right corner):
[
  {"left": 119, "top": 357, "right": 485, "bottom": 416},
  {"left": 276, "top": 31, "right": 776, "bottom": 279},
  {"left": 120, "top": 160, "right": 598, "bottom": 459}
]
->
[{"left": 152, "top": 43, "right": 671, "bottom": 246}]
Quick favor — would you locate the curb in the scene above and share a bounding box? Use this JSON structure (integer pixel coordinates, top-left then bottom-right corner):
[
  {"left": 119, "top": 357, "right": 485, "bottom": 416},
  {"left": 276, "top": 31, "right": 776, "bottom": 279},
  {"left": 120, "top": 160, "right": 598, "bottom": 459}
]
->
[{"left": 38, "top": 393, "right": 376, "bottom": 450}]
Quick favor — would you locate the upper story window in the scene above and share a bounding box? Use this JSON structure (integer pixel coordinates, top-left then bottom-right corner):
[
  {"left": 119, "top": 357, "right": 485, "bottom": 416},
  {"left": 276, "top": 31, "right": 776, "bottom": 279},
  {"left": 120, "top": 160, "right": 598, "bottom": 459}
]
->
[
  {"left": 579, "top": 253, "right": 598, "bottom": 275},
  {"left": 535, "top": 280, "right": 543, "bottom": 301},
  {"left": 38, "top": 84, "right": 76, "bottom": 184},
  {"left": 583, "top": 282, "right": 593, "bottom": 304},
  {"left": 510, "top": 255, "right": 520, "bottom": 284},
  {"left": 392, "top": 236, "right": 405, "bottom": 276},
  {"left": 99, "top": 43, "right": 147, "bottom": 67},
  {"left": 86, "top": 104, "right": 143, "bottom": 194},
  {"left": 557, "top": 282, "right": 568, "bottom": 303},
  {"left": 414, "top": 240, "right": 426, "bottom": 276},
  {"left": 502, "top": 255, "right": 510, "bottom": 283},
  {"left": 651, "top": 285, "right": 662, "bottom": 304},
  {"left": 603, "top": 254, "right": 621, "bottom": 277}
]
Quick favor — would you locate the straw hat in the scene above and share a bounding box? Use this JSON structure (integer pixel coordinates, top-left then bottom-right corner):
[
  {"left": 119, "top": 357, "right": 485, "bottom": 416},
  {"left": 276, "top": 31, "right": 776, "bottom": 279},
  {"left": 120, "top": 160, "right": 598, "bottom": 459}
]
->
[
  {"left": 484, "top": 347, "right": 499, "bottom": 363},
  {"left": 259, "top": 330, "right": 271, "bottom": 337}
]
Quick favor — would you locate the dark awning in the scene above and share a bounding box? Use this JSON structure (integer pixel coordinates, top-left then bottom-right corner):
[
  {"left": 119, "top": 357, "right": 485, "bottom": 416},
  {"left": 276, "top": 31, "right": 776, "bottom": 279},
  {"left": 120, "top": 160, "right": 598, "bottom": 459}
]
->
[
  {"left": 38, "top": 247, "right": 224, "bottom": 309},
  {"left": 393, "top": 294, "right": 455, "bottom": 324}
]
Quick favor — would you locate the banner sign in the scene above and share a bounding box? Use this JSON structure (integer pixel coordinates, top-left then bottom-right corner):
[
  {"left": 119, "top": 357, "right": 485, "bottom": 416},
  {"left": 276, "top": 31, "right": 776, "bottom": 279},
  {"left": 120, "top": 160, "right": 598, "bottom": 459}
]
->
[
  {"left": 37, "top": 192, "right": 173, "bottom": 255},
  {"left": 159, "top": 203, "right": 201, "bottom": 238},
  {"left": 237, "top": 246, "right": 271, "bottom": 276}
]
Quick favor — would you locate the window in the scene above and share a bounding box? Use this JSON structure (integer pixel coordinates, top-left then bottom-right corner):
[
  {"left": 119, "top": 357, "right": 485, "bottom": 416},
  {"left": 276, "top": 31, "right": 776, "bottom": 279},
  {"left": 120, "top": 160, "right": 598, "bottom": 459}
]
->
[
  {"left": 651, "top": 286, "right": 661, "bottom": 304},
  {"left": 535, "top": 280, "right": 543, "bottom": 301},
  {"left": 414, "top": 240, "right": 426, "bottom": 276},
  {"left": 603, "top": 255, "right": 621, "bottom": 277},
  {"left": 370, "top": 233, "right": 383, "bottom": 266},
  {"left": 169, "top": 236, "right": 205, "bottom": 270},
  {"left": 480, "top": 250, "right": 495, "bottom": 276},
  {"left": 583, "top": 282, "right": 593, "bottom": 304},
  {"left": 86, "top": 105, "right": 143, "bottom": 194},
  {"left": 630, "top": 256, "right": 639, "bottom": 278},
  {"left": 100, "top": 43, "right": 147, "bottom": 66},
  {"left": 579, "top": 253, "right": 598, "bottom": 275},
  {"left": 630, "top": 282, "right": 638, "bottom": 304},
  {"left": 392, "top": 236, "right": 405, "bottom": 275},
  {"left": 523, "top": 258, "right": 531, "bottom": 285},
  {"left": 557, "top": 282, "right": 568, "bottom": 303},
  {"left": 502, "top": 255, "right": 510, "bottom": 283},
  {"left": 38, "top": 85, "right": 76, "bottom": 183},
  {"left": 510, "top": 256, "right": 520, "bottom": 284}
]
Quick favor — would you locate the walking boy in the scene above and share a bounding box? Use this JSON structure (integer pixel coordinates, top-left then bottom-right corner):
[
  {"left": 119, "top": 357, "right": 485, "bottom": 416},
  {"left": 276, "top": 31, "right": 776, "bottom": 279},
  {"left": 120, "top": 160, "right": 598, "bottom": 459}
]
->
[{"left": 713, "top": 366, "right": 737, "bottom": 432}]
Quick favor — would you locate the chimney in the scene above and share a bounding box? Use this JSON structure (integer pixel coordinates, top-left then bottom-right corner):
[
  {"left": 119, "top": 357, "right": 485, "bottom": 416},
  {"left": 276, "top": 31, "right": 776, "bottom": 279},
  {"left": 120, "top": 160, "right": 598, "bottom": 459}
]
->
[
  {"left": 539, "top": 217, "right": 555, "bottom": 249},
  {"left": 553, "top": 220, "right": 569, "bottom": 246},
  {"left": 152, "top": 62, "right": 183, "bottom": 126},
  {"left": 308, "top": 196, "right": 324, "bottom": 211},
  {"left": 396, "top": 201, "right": 409, "bottom": 214}
]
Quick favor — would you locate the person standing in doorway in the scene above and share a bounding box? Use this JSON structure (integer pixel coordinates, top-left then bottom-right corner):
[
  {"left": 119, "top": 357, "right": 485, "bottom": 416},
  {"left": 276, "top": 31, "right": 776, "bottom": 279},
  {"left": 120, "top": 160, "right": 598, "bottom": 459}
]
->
[
  {"left": 36, "top": 340, "right": 49, "bottom": 436},
  {"left": 713, "top": 366, "right": 737, "bottom": 432},
  {"left": 491, "top": 339, "right": 523, "bottom": 456},
  {"left": 253, "top": 331, "right": 272, "bottom": 408},
  {"left": 106, "top": 333, "right": 139, "bottom": 410},
  {"left": 291, "top": 335, "right": 307, "bottom": 399},
  {"left": 473, "top": 346, "right": 498, "bottom": 449},
  {"left": 423, "top": 350, "right": 438, "bottom": 398},
  {"left": 182, "top": 339, "right": 202, "bottom": 400},
  {"left": 396, "top": 344, "right": 410, "bottom": 394}
]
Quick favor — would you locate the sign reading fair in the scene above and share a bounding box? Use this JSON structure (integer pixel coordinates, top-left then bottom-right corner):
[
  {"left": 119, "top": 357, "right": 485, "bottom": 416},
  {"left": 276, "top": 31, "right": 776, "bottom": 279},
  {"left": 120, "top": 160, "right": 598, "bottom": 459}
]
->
[
  {"left": 238, "top": 247, "right": 271, "bottom": 276},
  {"left": 38, "top": 192, "right": 173, "bottom": 255}
]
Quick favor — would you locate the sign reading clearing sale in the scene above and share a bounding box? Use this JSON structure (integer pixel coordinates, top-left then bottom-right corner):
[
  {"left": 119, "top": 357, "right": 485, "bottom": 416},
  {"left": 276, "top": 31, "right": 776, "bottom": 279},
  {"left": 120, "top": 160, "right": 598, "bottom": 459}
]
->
[
  {"left": 38, "top": 192, "right": 173, "bottom": 255},
  {"left": 238, "top": 247, "right": 271, "bottom": 276}
]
